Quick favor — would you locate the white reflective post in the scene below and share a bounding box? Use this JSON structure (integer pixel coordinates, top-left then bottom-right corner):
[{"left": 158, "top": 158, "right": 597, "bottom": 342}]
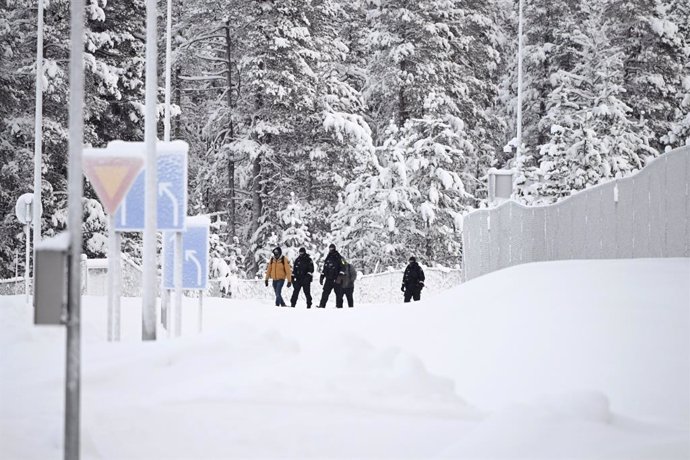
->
[
  {"left": 15, "top": 249, "right": 19, "bottom": 295},
  {"left": 174, "top": 233, "right": 183, "bottom": 336},
  {"left": 24, "top": 218, "right": 30, "bottom": 304},
  {"left": 107, "top": 215, "right": 122, "bottom": 341},
  {"left": 198, "top": 291, "right": 203, "bottom": 333}
]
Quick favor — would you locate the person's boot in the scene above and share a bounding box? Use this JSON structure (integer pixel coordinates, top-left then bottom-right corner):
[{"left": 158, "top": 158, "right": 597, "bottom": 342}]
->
[{"left": 306, "top": 304, "right": 311, "bottom": 309}]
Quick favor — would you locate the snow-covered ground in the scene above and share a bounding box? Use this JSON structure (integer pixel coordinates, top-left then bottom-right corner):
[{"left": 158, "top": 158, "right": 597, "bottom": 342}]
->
[{"left": 1, "top": 258, "right": 688, "bottom": 459}]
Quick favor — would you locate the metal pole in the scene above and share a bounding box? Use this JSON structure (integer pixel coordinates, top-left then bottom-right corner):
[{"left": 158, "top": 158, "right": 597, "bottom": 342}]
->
[
  {"left": 33, "top": 0, "right": 44, "bottom": 248},
  {"left": 107, "top": 216, "right": 122, "bottom": 341},
  {"left": 198, "top": 291, "right": 203, "bottom": 333},
  {"left": 164, "top": 0, "right": 172, "bottom": 142},
  {"left": 142, "top": 0, "right": 158, "bottom": 341},
  {"left": 65, "top": 0, "right": 85, "bottom": 455},
  {"left": 113, "top": 231, "right": 121, "bottom": 341},
  {"left": 107, "top": 216, "right": 116, "bottom": 341},
  {"left": 515, "top": 0, "right": 524, "bottom": 166},
  {"left": 15, "top": 249, "right": 19, "bottom": 295},
  {"left": 25, "top": 222, "right": 30, "bottom": 304},
  {"left": 174, "top": 233, "right": 183, "bottom": 336},
  {"left": 159, "top": 0, "right": 173, "bottom": 338}
]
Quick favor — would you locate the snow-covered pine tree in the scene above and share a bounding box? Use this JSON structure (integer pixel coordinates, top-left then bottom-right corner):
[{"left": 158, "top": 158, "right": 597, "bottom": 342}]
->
[
  {"left": 607, "top": 0, "right": 688, "bottom": 152},
  {"left": 278, "top": 192, "right": 312, "bottom": 262},
  {"left": 331, "top": 124, "right": 416, "bottom": 272},
  {"left": 521, "top": 0, "right": 665, "bottom": 203},
  {"left": 0, "top": 0, "right": 37, "bottom": 277},
  {"left": 662, "top": 0, "right": 690, "bottom": 149}
]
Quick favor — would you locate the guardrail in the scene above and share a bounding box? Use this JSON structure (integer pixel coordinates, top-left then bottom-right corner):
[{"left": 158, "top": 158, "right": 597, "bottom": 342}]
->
[{"left": 461, "top": 145, "right": 690, "bottom": 281}]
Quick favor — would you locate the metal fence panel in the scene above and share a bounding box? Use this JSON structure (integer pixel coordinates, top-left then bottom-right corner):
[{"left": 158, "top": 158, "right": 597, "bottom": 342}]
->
[
  {"left": 632, "top": 170, "right": 652, "bottom": 258},
  {"left": 615, "top": 178, "right": 635, "bottom": 258},
  {"left": 554, "top": 203, "right": 573, "bottom": 260},
  {"left": 479, "top": 214, "right": 491, "bottom": 279},
  {"left": 599, "top": 182, "right": 617, "bottom": 259},
  {"left": 497, "top": 205, "right": 512, "bottom": 268},
  {"left": 648, "top": 156, "right": 667, "bottom": 257},
  {"left": 666, "top": 149, "right": 688, "bottom": 256},
  {"left": 584, "top": 187, "right": 604, "bottom": 259},
  {"left": 569, "top": 191, "right": 588, "bottom": 259},
  {"left": 532, "top": 207, "right": 547, "bottom": 262},
  {"left": 513, "top": 204, "right": 530, "bottom": 265},
  {"left": 460, "top": 146, "right": 689, "bottom": 282}
]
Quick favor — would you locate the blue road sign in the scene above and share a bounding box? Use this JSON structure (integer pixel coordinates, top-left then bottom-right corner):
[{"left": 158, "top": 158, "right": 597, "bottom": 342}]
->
[
  {"left": 114, "top": 141, "right": 188, "bottom": 232},
  {"left": 163, "top": 217, "right": 210, "bottom": 290}
]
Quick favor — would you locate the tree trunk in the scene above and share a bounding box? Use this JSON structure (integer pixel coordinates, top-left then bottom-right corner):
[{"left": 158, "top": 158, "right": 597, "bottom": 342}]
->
[
  {"left": 225, "top": 23, "right": 236, "bottom": 241},
  {"left": 398, "top": 59, "right": 409, "bottom": 127},
  {"left": 248, "top": 156, "right": 262, "bottom": 276}
]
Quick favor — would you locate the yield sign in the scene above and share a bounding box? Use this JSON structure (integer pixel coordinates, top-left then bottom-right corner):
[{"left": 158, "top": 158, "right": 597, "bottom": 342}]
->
[{"left": 83, "top": 143, "right": 145, "bottom": 214}]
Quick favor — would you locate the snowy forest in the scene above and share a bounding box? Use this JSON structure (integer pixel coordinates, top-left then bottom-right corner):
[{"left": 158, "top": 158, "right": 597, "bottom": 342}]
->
[{"left": 1, "top": 0, "right": 689, "bottom": 279}]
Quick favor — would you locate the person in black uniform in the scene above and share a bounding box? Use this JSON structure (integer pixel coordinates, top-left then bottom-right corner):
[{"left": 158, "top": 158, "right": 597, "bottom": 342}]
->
[
  {"left": 401, "top": 256, "right": 425, "bottom": 302},
  {"left": 336, "top": 260, "right": 357, "bottom": 308},
  {"left": 317, "top": 244, "right": 344, "bottom": 308},
  {"left": 290, "top": 247, "right": 314, "bottom": 308}
]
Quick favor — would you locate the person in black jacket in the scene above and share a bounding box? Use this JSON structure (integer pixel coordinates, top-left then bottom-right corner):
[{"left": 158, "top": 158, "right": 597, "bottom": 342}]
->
[
  {"left": 336, "top": 260, "right": 357, "bottom": 308},
  {"left": 290, "top": 247, "right": 314, "bottom": 308},
  {"left": 317, "top": 244, "right": 345, "bottom": 308},
  {"left": 402, "top": 256, "right": 425, "bottom": 302}
]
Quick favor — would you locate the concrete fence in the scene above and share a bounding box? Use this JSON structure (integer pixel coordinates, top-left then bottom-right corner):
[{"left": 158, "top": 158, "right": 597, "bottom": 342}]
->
[{"left": 461, "top": 145, "right": 690, "bottom": 281}]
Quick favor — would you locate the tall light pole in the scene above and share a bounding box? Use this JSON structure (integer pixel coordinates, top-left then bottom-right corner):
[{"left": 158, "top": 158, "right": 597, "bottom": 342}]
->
[
  {"left": 142, "top": 0, "right": 159, "bottom": 340},
  {"left": 516, "top": 0, "right": 525, "bottom": 165},
  {"left": 34, "top": 0, "right": 45, "bottom": 271},
  {"left": 66, "top": 0, "right": 85, "bottom": 455}
]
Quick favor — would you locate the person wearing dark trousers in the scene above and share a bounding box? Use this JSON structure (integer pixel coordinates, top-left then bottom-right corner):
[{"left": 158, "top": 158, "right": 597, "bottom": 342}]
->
[
  {"left": 290, "top": 247, "right": 314, "bottom": 308},
  {"left": 317, "top": 244, "right": 345, "bottom": 308},
  {"left": 264, "top": 246, "right": 292, "bottom": 307},
  {"left": 336, "top": 260, "right": 357, "bottom": 308},
  {"left": 402, "top": 256, "right": 425, "bottom": 302}
]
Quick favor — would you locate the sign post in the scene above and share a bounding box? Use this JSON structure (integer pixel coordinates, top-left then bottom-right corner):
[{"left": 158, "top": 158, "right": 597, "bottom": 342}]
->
[
  {"left": 83, "top": 144, "right": 144, "bottom": 341},
  {"left": 163, "top": 216, "right": 209, "bottom": 336},
  {"left": 65, "top": 0, "right": 85, "bottom": 455},
  {"left": 115, "top": 141, "right": 188, "bottom": 337},
  {"left": 16, "top": 193, "right": 41, "bottom": 304}
]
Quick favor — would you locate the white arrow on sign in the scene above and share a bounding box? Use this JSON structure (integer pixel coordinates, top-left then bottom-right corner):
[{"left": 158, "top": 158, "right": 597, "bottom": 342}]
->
[
  {"left": 185, "top": 249, "right": 202, "bottom": 286},
  {"left": 159, "top": 182, "right": 179, "bottom": 226}
]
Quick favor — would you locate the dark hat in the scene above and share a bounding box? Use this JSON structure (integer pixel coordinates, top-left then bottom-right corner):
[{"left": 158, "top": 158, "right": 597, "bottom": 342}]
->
[
  {"left": 409, "top": 256, "right": 416, "bottom": 263},
  {"left": 299, "top": 247, "right": 306, "bottom": 254},
  {"left": 328, "top": 244, "right": 336, "bottom": 250},
  {"left": 272, "top": 246, "right": 282, "bottom": 255}
]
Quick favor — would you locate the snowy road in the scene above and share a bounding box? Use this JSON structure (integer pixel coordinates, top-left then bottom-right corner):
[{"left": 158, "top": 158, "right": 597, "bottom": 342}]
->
[{"left": 1, "top": 258, "right": 688, "bottom": 459}]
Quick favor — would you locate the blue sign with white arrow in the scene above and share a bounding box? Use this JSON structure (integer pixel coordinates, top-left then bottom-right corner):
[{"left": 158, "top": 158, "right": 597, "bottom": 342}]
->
[
  {"left": 163, "top": 217, "right": 210, "bottom": 290},
  {"left": 114, "top": 141, "right": 188, "bottom": 232}
]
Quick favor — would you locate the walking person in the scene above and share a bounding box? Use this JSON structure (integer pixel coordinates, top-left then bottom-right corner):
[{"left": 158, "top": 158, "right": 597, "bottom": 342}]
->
[
  {"left": 336, "top": 260, "right": 357, "bottom": 308},
  {"left": 317, "top": 244, "right": 344, "bottom": 308},
  {"left": 290, "top": 247, "right": 314, "bottom": 308},
  {"left": 401, "top": 256, "right": 425, "bottom": 302},
  {"left": 264, "top": 246, "right": 292, "bottom": 307}
]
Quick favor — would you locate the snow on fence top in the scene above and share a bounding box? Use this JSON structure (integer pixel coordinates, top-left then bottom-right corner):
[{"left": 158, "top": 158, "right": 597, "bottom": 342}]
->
[{"left": 461, "top": 145, "right": 690, "bottom": 281}]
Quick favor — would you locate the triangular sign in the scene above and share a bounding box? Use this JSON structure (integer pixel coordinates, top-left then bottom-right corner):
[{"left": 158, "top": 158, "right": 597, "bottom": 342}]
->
[{"left": 83, "top": 154, "right": 144, "bottom": 214}]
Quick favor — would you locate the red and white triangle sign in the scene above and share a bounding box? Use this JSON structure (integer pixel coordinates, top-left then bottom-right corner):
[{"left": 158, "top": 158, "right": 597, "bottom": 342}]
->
[{"left": 83, "top": 153, "right": 144, "bottom": 215}]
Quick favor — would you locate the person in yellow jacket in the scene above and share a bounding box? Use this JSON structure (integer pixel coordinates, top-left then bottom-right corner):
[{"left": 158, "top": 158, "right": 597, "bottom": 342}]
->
[{"left": 265, "top": 246, "right": 293, "bottom": 307}]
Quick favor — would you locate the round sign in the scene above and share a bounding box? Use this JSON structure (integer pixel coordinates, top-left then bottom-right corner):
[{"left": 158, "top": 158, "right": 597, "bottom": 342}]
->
[{"left": 15, "top": 193, "right": 43, "bottom": 225}]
